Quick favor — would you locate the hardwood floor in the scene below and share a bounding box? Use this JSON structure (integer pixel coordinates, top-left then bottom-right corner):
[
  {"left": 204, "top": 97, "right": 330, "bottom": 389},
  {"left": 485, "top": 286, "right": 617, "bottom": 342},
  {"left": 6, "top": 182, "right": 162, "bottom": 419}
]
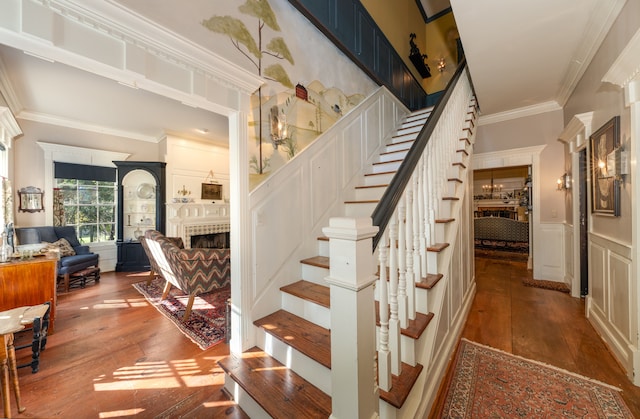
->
[
  {"left": 10, "top": 271, "right": 246, "bottom": 418},
  {"left": 8, "top": 257, "right": 640, "bottom": 418},
  {"left": 431, "top": 255, "right": 640, "bottom": 418}
]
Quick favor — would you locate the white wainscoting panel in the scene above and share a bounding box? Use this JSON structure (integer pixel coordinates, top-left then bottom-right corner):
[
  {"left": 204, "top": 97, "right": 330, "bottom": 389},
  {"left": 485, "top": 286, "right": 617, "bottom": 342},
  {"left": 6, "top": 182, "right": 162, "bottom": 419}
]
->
[
  {"left": 587, "top": 233, "right": 634, "bottom": 380},
  {"left": 310, "top": 142, "right": 338, "bottom": 227},
  {"left": 534, "top": 222, "right": 564, "bottom": 281}
]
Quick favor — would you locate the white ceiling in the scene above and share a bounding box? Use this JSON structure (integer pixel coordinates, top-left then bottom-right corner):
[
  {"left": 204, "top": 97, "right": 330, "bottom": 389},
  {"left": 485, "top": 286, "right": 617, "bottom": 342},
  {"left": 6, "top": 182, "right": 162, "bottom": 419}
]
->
[{"left": 0, "top": 0, "right": 626, "bottom": 143}]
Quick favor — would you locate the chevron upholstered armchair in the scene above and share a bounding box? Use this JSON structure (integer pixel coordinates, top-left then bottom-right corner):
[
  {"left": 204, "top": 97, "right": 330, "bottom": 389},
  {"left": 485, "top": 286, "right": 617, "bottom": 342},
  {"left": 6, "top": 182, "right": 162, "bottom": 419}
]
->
[{"left": 141, "top": 230, "right": 231, "bottom": 320}]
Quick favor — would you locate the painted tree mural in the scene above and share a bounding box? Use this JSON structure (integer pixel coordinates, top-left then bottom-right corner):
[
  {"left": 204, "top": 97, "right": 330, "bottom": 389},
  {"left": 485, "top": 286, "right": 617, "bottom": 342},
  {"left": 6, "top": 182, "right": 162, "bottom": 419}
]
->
[{"left": 202, "top": 0, "right": 295, "bottom": 174}]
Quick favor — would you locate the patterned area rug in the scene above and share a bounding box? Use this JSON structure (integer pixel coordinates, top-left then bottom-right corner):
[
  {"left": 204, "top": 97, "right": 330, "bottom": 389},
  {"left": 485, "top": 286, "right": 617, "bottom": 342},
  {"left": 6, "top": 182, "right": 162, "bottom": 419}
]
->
[
  {"left": 439, "top": 339, "right": 634, "bottom": 418},
  {"left": 133, "top": 277, "right": 230, "bottom": 350}
]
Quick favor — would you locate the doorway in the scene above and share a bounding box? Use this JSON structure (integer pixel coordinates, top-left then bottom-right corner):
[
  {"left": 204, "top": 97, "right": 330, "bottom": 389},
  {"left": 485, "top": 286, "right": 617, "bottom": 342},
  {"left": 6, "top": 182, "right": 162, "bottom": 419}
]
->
[{"left": 579, "top": 149, "right": 588, "bottom": 296}]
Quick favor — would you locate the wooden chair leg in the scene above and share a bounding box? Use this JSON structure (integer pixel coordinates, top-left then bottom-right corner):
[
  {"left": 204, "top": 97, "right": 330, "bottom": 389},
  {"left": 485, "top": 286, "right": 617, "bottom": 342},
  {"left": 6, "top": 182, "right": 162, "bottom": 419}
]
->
[
  {"left": 1, "top": 334, "right": 11, "bottom": 418},
  {"left": 183, "top": 295, "right": 195, "bottom": 321},
  {"left": 146, "top": 270, "right": 155, "bottom": 286},
  {"left": 6, "top": 335, "right": 24, "bottom": 414},
  {"left": 63, "top": 273, "right": 70, "bottom": 293},
  {"left": 161, "top": 281, "right": 172, "bottom": 300}
]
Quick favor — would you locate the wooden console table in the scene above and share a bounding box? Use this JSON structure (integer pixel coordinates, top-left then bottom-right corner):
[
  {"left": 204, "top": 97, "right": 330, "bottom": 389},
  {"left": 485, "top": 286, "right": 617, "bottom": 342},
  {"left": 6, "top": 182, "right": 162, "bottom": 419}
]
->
[{"left": 0, "top": 258, "right": 57, "bottom": 333}]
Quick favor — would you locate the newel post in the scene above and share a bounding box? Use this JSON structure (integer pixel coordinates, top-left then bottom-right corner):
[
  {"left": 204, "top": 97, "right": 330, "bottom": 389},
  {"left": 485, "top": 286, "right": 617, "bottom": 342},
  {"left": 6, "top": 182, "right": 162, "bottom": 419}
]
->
[{"left": 323, "top": 217, "right": 379, "bottom": 419}]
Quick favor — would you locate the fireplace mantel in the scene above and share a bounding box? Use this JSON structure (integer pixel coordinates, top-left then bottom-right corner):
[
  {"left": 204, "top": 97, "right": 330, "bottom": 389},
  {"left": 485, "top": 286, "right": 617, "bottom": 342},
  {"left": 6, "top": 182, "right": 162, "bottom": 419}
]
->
[{"left": 166, "top": 202, "right": 230, "bottom": 248}]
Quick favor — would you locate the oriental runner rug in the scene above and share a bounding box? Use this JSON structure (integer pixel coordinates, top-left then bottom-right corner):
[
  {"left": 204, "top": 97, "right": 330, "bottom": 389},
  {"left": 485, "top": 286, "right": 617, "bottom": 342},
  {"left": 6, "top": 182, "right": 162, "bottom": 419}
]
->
[
  {"left": 439, "top": 339, "right": 633, "bottom": 418},
  {"left": 133, "top": 277, "right": 230, "bottom": 350}
]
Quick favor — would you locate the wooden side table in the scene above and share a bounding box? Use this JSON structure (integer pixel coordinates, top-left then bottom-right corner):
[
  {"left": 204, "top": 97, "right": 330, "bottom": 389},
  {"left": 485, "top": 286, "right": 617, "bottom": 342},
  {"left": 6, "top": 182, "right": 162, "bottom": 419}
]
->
[{"left": 0, "top": 304, "right": 49, "bottom": 418}]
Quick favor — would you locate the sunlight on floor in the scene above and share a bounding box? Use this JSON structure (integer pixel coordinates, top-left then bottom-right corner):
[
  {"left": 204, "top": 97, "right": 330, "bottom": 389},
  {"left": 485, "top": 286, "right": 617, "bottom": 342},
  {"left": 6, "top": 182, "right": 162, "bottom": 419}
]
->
[
  {"left": 92, "top": 298, "right": 149, "bottom": 309},
  {"left": 93, "top": 358, "right": 222, "bottom": 391},
  {"left": 99, "top": 408, "right": 145, "bottom": 418}
]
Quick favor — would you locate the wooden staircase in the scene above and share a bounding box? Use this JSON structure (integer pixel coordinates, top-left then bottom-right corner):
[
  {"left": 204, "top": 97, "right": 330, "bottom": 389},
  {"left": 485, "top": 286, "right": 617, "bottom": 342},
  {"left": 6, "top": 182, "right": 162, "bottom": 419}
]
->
[{"left": 219, "top": 101, "right": 477, "bottom": 417}]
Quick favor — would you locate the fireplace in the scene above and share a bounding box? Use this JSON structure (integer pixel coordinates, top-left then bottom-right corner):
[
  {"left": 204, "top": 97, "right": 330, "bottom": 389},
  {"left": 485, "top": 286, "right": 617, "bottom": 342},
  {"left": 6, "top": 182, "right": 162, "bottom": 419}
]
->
[
  {"left": 191, "top": 232, "right": 230, "bottom": 249},
  {"left": 166, "top": 202, "right": 230, "bottom": 249}
]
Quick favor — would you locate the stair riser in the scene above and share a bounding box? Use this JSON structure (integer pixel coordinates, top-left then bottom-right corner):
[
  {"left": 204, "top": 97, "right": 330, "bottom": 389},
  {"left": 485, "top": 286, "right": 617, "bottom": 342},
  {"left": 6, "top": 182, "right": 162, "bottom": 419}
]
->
[
  {"left": 318, "top": 239, "right": 329, "bottom": 258},
  {"left": 448, "top": 165, "right": 465, "bottom": 180},
  {"left": 345, "top": 202, "right": 377, "bottom": 218},
  {"left": 223, "top": 377, "right": 270, "bottom": 418},
  {"left": 281, "top": 292, "right": 331, "bottom": 329},
  {"left": 301, "top": 263, "right": 330, "bottom": 285},
  {"left": 378, "top": 150, "right": 409, "bottom": 162},
  {"left": 434, "top": 223, "right": 447, "bottom": 244},
  {"left": 444, "top": 181, "right": 459, "bottom": 196},
  {"left": 354, "top": 187, "right": 386, "bottom": 201},
  {"left": 256, "top": 328, "right": 331, "bottom": 394},
  {"left": 389, "top": 133, "right": 418, "bottom": 144},
  {"left": 396, "top": 126, "right": 422, "bottom": 136},
  {"left": 371, "top": 161, "right": 402, "bottom": 173},
  {"left": 439, "top": 199, "right": 457, "bottom": 218},
  {"left": 406, "top": 112, "right": 430, "bottom": 123},
  {"left": 385, "top": 141, "right": 413, "bottom": 154},
  {"left": 363, "top": 173, "right": 395, "bottom": 186}
]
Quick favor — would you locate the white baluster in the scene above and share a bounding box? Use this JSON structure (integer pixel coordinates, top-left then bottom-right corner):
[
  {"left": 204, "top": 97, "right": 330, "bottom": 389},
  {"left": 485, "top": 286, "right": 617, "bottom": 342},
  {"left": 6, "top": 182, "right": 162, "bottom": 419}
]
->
[
  {"left": 377, "top": 230, "right": 391, "bottom": 391},
  {"left": 388, "top": 209, "right": 401, "bottom": 375},
  {"left": 397, "top": 195, "right": 408, "bottom": 329},
  {"left": 405, "top": 177, "right": 416, "bottom": 320}
]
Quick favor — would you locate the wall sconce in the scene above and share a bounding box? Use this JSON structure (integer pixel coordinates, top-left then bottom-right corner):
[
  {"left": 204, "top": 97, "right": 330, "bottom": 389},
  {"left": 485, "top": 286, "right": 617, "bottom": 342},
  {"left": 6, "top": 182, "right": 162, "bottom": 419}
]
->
[
  {"left": 437, "top": 57, "right": 446, "bottom": 72},
  {"left": 598, "top": 147, "right": 628, "bottom": 180},
  {"left": 557, "top": 173, "right": 571, "bottom": 191},
  {"left": 270, "top": 106, "right": 289, "bottom": 149}
]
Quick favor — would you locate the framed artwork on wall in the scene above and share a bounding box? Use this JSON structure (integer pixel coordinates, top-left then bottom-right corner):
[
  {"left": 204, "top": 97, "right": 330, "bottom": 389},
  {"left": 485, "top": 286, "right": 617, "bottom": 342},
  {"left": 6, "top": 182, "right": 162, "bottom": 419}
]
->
[
  {"left": 590, "top": 116, "right": 620, "bottom": 216},
  {"left": 201, "top": 183, "right": 222, "bottom": 201}
]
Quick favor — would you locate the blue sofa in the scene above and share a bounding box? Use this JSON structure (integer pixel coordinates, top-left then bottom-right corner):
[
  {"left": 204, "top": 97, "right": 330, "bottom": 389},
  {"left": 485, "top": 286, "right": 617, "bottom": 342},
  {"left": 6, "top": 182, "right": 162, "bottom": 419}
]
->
[{"left": 15, "top": 226, "right": 99, "bottom": 291}]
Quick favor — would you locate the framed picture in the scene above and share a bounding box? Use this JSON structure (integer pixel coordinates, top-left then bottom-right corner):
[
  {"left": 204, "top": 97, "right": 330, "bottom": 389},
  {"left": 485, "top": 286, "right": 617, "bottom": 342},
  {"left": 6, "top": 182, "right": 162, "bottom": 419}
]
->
[
  {"left": 201, "top": 183, "right": 222, "bottom": 200},
  {"left": 590, "top": 116, "right": 620, "bottom": 216}
]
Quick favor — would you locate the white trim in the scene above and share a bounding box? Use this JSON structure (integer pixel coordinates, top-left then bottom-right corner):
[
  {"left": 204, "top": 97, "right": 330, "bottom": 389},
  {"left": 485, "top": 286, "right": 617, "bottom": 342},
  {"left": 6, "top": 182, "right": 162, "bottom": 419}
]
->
[
  {"left": 478, "top": 101, "right": 561, "bottom": 126},
  {"left": 21, "top": 111, "right": 161, "bottom": 143},
  {"left": 472, "top": 145, "right": 546, "bottom": 277},
  {"left": 559, "top": 112, "right": 593, "bottom": 297},
  {"left": 602, "top": 28, "right": 640, "bottom": 88},
  {"left": 37, "top": 141, "right": 130, "bottom": 225}
]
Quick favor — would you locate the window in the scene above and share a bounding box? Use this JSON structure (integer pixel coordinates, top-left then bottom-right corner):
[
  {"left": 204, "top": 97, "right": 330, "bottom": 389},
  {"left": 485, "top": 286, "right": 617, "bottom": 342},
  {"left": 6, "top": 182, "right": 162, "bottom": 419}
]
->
[{"left": 55, "top": 178, "right": 116, "bottom": 243}]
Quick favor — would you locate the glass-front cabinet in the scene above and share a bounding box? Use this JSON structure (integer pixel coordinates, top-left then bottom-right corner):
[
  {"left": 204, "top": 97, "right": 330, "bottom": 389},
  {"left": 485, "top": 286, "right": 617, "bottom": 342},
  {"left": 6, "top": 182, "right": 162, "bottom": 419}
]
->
[{"left": 114, "top": 161, "right": 166, "bottom": 272}]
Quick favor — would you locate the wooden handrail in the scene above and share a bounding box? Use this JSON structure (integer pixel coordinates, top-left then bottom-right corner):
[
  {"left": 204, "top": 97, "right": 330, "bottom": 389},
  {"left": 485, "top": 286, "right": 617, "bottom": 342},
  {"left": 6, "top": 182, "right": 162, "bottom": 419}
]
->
[{"left": 371, "top": 58, "right": 469, "bottom": 250}]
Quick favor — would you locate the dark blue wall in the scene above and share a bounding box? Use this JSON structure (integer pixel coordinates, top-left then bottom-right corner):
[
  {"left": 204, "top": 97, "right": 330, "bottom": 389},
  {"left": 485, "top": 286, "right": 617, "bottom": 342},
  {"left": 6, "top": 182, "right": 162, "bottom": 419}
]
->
[{"left": 288, "top": 0, "right": 430, "bottom": 111}]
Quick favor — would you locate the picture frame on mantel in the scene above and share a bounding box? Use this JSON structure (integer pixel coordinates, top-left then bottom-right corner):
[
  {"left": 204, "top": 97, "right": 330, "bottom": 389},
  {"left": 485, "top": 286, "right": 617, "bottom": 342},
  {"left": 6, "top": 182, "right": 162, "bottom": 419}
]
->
[
  {"left": 201, "top": 183, "right": 222, "bottom": 201},
  {"left": 590, "top": 116, "right": 620, "bottom": 216}
]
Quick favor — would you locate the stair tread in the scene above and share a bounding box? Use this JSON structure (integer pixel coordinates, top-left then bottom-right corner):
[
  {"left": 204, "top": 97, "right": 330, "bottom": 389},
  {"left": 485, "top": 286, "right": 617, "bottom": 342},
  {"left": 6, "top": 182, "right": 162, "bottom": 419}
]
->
[
  {"left": 417, "top": 273, "right": 444, "bottom": 289},
  {"left": 448, "top": 178, "right": 463, "bottom": 183},
  {"left": 365, "top": 170, "right": 396, "bottom": 176},
  {"left": 281, "top": 280, "right": 330, "bottom": 309},
  {"left": 452, "top": 162, "right": 467, "bottom": 168},
  {"left": 373, "top": 159, "right": 403, "bottom": 165},
  {"left": 435, "top": 218, "right": 455, "bottom": 223},
  {"left": 427, "top": 242, "right": 449, "bottom": 252},
  {"left": 355, "top": 184, "right": 388, "bottom": 189},
  {"left": 300, "top": 255, "right": 329, "bottom": 269},
  {"left": 255, "top": 310, "right": 331, "bottom": 368},
  {"left": 379, "top": 361, "right": 424, "bottom": 409},
  {"left": 374, "top": 301, "right": 434, "bottom": 339},
  {"left": 218, "top": 347, "right": 332, "bottom": 419},
  {"left": 344, "top": 199, "right": 379, "bottom": 204},
  {"left": 380, "top": 148, "right": 411, "bottom": 156}
]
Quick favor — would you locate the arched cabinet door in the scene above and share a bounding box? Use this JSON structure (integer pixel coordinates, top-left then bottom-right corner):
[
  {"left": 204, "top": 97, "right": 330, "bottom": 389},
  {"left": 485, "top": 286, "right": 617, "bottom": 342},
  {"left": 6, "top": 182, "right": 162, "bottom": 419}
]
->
[{"left": 113, "top": 161, "right": 166, "bottom": 272}]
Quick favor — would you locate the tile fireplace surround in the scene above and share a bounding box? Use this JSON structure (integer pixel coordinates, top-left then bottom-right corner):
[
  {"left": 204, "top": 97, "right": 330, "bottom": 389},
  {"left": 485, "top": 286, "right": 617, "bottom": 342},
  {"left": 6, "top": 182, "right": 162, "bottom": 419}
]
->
[{"left": 166, "top": 202, "right": 230, "bottom": 249}]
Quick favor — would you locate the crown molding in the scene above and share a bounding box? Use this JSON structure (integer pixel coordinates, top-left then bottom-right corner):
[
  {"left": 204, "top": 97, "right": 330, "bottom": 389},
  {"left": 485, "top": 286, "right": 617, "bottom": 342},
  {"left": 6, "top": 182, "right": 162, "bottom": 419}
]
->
[
  {"left": 19, "top": 110, "right": 161, "bottom": 143},
  {"left": 0, "top": 0, "right": 264, "bottom": 115},
  {"left": 555, "top": 0, "right": 627, "bottom": 106},
  {"left": 603, "top": 28, "right": 640, "bottom": 88},
  {"left": 0, "top": 54, "right": 23, "bottom": 115},
  {"left": 478, "top": 101, "right": 562, "bottom": 126}
]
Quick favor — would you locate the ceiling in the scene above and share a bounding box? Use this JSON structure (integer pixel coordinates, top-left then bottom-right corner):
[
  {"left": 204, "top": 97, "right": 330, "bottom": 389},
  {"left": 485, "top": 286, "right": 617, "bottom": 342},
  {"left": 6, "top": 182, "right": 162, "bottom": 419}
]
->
[{"left": 0, "top": 0, "right": 625, "bottom": 144}]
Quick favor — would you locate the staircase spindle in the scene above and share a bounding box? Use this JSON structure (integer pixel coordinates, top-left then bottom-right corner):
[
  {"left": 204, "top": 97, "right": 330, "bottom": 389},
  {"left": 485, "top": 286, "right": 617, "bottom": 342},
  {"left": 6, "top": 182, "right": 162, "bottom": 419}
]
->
[
  {"left": 405, "top": 177, "right": 416, "bottom": 320},
  {"left": 388, "top": 208, "right": 401, "bottom": 375},
  {"left": 397, "top": 195, "right": 408, "bottom": 329},
  {"left": 377, "top": 231, "right": 391, "bottom": 391}
]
